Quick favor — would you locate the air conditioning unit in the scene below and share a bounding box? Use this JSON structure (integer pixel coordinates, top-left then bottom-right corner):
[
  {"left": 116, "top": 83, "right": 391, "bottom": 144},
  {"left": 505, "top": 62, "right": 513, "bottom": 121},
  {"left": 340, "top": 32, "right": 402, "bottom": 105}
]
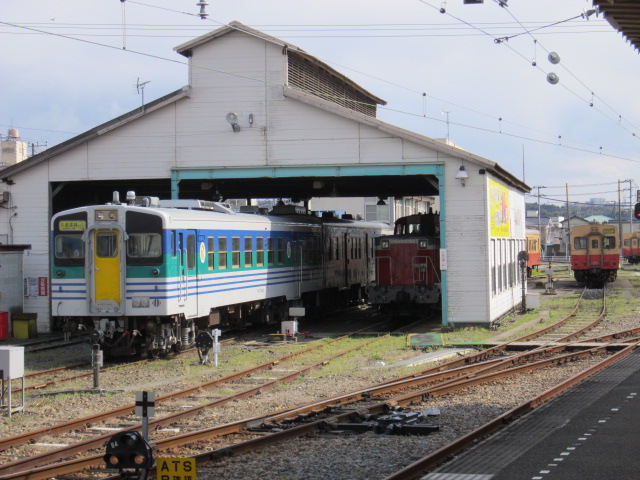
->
[{"left": 0, "top": 191, "right": 9, "bottom": 204}]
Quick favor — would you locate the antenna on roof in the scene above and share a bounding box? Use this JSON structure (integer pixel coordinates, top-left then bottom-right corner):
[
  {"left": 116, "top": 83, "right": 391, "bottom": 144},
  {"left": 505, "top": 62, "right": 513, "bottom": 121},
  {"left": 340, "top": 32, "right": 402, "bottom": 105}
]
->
[{"left": 137, "top": 78, "right": 150, "bottom": 111}]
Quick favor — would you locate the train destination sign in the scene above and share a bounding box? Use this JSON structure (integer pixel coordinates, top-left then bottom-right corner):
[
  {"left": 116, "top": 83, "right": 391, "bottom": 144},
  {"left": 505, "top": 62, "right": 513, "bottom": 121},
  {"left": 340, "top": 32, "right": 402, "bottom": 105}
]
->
[{"left": 59, "top": 220, "right": 86, "bottom": 231}]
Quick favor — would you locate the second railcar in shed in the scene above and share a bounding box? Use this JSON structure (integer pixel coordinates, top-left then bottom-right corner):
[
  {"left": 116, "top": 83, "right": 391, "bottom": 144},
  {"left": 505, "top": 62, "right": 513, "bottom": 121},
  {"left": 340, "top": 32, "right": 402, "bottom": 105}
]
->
[
  {"left": 570, "top": 224, "right": 619, "bottom": 287},
  {"left": 51, "top": 192, "right": 387, "bottom": 358}
]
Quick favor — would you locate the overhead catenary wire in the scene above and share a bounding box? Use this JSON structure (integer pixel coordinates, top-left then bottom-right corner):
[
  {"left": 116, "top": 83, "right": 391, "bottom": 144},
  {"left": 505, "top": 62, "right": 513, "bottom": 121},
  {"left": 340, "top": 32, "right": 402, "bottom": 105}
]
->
[
  {"left": 0, "top": 6, "right": 638, "bottom": 169},
  {"left": 414, "top": 0, "right": 640, "bottom": 139}
]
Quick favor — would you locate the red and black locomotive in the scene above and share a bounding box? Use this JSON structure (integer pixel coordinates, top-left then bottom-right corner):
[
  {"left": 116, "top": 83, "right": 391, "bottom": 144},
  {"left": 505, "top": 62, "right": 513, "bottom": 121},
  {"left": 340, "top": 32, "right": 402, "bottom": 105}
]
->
[{"left": 368, "top": 210, "right": 441, "bottom": 313}]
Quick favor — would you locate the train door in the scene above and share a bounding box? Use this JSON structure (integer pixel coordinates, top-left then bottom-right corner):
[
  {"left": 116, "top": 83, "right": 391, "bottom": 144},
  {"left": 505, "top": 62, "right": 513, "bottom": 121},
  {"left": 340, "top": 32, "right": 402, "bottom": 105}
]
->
[
  {"left": 343, "top": 232, "right": 350, "bottom": 289},
  {"left": 183, "top": 231, "right": 198, "bottom": 317},
  {"left": 177, "top": 233, "right": 187, "bottom": 306},
  {"left": 90, "top": 228, "right": 125, "bottom": 315},
  {"left": 585, "top": 232, "right": 603, "bottom": 268}
]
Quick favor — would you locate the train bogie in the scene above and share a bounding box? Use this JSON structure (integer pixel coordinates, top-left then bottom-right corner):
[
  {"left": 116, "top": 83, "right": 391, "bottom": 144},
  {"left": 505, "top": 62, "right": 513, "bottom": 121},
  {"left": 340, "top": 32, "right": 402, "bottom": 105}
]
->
[
  {"left": 570, "top": 224, "right": 619, "bottom": 287},
  {"left": 51, "top": 194, "right": 387, "bottom": 358}
]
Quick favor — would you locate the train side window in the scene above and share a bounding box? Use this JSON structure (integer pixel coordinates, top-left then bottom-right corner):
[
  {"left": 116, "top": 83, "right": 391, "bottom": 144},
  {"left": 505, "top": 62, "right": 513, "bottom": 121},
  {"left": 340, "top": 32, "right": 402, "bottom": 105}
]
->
[
  {"left": 207, "top": 237, "right": 215, "bottom": 270},
  {"left": 277, "top": 237, "right": 284, "bottom": 265},
  {"left": 604, "top": 237, "right": 616, "bottom": 249},
  {"left": 256, "top": 237, "right": 264, "bottom": 266},
  {"left": 97, "top": 232, "right": 118, "bottom": 258},
  {"left": 574, "top": 237, "right": 587, "bottom": 250},
  {"left": 244, "top": 237, "right": 253, "bottom": 267},
  {"left": 171, "top": 231, "right": 176, "bottom": 258},
  {"left": 232, "top": 237, "right": 241, "bottom": 268},
  {"left": 219, "top": 237, "right": 228, "bottom": 270},
  {"left": 187, "top": 234, "right": 196, "bottom": 270},
  {"left": 267, "top": 237, "right": 275, "bottom": 266}
]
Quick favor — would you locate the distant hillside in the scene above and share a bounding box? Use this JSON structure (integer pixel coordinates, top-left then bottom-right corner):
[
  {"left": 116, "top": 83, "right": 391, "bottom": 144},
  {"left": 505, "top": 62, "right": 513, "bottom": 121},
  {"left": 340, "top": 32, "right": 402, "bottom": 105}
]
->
[{"left": 526, "top": 202, "right": 633, "bottom": 221}]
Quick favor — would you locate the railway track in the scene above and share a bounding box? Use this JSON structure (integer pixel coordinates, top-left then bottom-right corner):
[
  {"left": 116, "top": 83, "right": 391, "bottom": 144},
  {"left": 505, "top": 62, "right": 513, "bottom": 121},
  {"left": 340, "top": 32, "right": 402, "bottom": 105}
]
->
[{"left": 4, "top": 288, "right": 639, "bottom": 479}]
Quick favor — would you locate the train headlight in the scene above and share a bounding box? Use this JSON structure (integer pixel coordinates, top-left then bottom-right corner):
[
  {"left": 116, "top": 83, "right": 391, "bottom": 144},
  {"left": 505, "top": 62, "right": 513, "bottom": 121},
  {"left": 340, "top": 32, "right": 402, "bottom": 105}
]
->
[
  {"left": 151, "top": 268, "right": 159, "bottom": 276},
  {"left": 95, "top": 209, "right": 118, "bottom": 221},
  {"left": 56, "top": 270, "right": 65, "bottom": 278}
]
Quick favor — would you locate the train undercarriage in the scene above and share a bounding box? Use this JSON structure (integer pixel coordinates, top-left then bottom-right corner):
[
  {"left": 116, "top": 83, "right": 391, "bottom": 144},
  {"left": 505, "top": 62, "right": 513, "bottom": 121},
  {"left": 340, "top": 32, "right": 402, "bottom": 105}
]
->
[{"left": 573, "top": 268, "right": 617, "bottom": 288}]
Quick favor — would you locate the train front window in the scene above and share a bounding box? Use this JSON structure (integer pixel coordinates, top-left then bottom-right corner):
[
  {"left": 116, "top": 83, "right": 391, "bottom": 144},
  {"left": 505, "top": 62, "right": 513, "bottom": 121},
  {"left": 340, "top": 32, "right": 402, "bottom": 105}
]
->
[
  {"left": 55, "top": 235, "right": 84, "bottom": 259},
  {"left": 127, "top": 234, "right": 161, "bottom": 258},
  {"left": 604, "top": 237, "right": 616, "bottom": 249},
  {"left": 96, "top": 232, "right": 118, "bottom": 258}
]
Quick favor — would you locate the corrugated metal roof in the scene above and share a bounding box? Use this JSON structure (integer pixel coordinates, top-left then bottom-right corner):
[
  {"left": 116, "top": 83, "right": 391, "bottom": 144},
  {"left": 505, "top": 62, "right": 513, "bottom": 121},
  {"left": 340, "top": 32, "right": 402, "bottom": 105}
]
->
[{"left": 593, "top": 0, "right": 640, "bottom": 52}]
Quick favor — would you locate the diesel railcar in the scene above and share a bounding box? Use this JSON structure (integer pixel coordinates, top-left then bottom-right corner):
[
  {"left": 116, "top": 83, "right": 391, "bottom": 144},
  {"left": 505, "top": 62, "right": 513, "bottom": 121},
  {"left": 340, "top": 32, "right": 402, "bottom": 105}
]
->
[
  {"left": 526, "top": 229, "right": 541, "bottom": 276},
  {"left": 570, "top": 224, "right": 619, "bottom": 287},
  {"left": 51, "top": 192, "right": 387, "bottom": 358},
  {"left": 368, "top": 211, "right": 441, "bottom": 313},
  {"left": 622, "top": 232, "right": 640, "bottom": 264}
]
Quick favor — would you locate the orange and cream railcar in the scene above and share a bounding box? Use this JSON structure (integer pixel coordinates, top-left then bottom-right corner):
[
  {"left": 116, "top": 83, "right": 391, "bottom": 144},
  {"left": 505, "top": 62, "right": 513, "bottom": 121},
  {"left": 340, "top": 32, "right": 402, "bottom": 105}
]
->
[
  {"left": 525, "top": 229, "right": 541, "bottom": 276},
  {"left": 622, "top": 232, "right": 640, "bottom": 265},
  {"left": 570, "top": 224, "right": 619, "bottom": 287}
]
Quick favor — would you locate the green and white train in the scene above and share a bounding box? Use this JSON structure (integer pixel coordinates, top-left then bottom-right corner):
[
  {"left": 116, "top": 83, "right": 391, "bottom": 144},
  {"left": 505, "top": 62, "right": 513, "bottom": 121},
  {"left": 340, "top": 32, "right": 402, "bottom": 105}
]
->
[{"left": 51, "top": 192, "right": 387, "bottom": 358}]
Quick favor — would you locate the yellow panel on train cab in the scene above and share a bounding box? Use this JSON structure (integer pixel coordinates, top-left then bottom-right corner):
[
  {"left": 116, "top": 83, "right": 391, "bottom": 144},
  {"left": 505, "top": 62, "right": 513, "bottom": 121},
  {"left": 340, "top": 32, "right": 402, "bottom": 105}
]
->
[{"left": 94, "top": 230, "right": 121, "bottom": 304}]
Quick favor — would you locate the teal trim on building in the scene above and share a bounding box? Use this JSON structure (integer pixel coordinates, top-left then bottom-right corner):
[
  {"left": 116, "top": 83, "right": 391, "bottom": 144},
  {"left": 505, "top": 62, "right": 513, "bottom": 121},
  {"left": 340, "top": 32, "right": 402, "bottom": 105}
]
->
[{"left": 170, "top": 163, "right": 448, "bottom": 325}]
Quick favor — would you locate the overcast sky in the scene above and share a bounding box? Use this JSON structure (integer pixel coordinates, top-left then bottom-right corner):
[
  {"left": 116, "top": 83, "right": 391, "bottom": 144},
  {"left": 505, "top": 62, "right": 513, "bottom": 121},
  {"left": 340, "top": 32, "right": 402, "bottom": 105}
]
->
[{"left": 2, "top": 0, "right": 639, "bottom": 206}]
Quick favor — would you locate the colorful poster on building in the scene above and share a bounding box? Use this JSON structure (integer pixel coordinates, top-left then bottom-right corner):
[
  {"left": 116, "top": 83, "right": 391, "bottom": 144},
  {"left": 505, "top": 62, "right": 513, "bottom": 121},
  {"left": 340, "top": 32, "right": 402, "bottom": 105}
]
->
[{"left": 489, "top": 178, "right": 510, "bottom": 237}]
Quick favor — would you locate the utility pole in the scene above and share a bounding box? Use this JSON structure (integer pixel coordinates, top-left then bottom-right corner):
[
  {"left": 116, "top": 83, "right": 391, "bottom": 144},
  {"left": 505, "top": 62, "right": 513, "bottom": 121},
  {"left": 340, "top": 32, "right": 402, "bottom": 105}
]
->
[{"left": 28, "top": 141, "right": 47, "bottom": 157}]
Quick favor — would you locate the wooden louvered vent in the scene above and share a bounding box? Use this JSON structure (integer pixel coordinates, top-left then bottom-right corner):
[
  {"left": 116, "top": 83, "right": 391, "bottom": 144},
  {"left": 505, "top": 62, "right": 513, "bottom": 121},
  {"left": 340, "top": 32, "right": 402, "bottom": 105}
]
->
[{"left": 287, "top": 52, "right": 377, "bottom": 117}]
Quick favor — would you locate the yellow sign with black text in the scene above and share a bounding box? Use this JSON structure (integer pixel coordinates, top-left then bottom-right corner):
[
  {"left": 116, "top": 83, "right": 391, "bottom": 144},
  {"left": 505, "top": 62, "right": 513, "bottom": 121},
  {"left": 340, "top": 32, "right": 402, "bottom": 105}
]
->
[{"left": 157, "top": 457, "right": 197, "bottom": 480}]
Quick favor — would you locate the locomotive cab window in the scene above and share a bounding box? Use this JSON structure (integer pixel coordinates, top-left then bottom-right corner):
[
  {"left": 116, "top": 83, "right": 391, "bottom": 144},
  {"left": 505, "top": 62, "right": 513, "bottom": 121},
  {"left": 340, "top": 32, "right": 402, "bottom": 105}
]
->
[
  {"left": 604, "top": 236, "right": 616, "bottom": 249},
  {"left": 574, "top": 237, "right": 587, "bottom": 250}
]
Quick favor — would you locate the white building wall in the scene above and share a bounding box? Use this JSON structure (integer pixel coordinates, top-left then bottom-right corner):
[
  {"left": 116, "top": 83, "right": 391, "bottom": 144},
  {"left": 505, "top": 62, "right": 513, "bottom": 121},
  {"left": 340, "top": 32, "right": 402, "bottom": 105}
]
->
[
  {"left": 486, "top": 178, "right": 527, "bottom": 324},
  {"left": 0, "top": 251, "right": 24, "bottom": 335},
  {"left": 443, "top": 158, "right": 490, "bottom": 327},
  {"left": 5, "top": 166, "right": 51, "bottom": 332}
]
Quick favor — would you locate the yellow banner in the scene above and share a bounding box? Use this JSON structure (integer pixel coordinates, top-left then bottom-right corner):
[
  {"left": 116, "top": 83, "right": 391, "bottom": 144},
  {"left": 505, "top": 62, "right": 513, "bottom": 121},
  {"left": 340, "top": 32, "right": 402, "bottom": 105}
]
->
[
  {"left": 59, "top": 220, "right": 86, "bottom": 231},
  {"left": 489, "top": 179, "right": 510, "bottom": 237}
]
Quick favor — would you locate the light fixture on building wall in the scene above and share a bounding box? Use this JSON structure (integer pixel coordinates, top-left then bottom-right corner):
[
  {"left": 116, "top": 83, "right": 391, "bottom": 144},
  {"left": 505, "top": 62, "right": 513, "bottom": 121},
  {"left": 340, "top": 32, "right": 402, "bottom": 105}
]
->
[
  {"left": 377, "top": 197, "right": 387, "bottom": 206},
  {"left": 455, "top": 165, "right": 469, "bottom": 186},
  {"left": 226, "top": 112, "right": 241, "bottom": 132}
]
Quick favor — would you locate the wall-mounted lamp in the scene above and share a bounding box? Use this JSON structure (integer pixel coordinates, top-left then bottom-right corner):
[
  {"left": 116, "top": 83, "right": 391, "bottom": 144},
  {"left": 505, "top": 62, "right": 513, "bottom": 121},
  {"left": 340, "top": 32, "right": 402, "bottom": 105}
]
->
[
  {"left": 226, "top": 112, "right": 241, "bottom": 132},
  {"left": 455, "top": 165, "right": 469, "bottom": 186},
  {"left": 377, "top": 196, "right": 387, "bottom": 206}
]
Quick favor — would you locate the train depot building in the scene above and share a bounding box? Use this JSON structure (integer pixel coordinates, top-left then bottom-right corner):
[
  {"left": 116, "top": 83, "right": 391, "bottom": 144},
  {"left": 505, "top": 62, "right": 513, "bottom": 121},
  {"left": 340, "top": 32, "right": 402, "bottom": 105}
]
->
[{"left": 0, "top": 21, "right": 529, "bottom": 335}]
